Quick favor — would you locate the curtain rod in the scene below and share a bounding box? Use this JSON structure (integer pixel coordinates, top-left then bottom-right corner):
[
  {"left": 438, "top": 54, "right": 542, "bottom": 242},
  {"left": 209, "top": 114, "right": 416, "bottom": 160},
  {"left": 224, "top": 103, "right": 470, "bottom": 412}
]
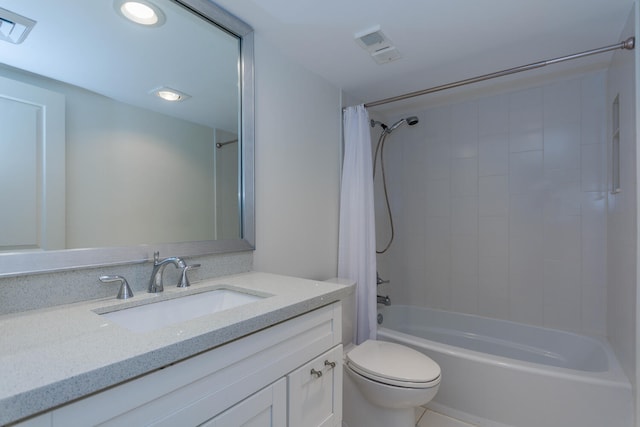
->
[{"left": 363, "top": 37, "right": 635, "bottom": 109}]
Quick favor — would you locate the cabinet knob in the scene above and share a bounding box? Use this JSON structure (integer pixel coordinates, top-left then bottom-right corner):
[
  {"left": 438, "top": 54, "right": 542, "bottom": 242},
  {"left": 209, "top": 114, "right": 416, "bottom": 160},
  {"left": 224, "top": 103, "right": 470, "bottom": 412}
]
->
[
  {"left": 324, "top": 360, "right": 336, "bottom": 369},
  {"left": 310, "top": 368, "right": 323, "bottom": 378}
]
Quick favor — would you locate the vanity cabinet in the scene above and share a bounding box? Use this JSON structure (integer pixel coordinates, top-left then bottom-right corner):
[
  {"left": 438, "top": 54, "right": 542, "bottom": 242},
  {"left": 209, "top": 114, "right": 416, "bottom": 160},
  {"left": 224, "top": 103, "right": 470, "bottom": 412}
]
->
[
  {"left": 200, "top": 378, "right": 287, "bottom": 427},
  {"left": 11, "top": 302, "right": 342, "bottom": 427},
  {"left": 288, "top": 345, "right": 342, "bottom": 427}
]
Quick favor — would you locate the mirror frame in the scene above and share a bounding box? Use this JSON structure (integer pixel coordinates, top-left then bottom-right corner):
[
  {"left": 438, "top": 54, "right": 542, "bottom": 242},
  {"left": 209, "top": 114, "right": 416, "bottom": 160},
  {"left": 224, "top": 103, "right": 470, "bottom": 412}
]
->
[{"left": 0, "top": 0, "right": 255, "bottom": 277}]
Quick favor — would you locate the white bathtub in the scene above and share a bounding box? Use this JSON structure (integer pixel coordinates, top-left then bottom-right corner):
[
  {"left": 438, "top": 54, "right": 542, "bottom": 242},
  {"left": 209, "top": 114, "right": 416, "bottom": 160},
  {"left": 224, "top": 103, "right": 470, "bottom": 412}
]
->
[{"left": 377, "top": 305, "right": 632, "bottom": 427}]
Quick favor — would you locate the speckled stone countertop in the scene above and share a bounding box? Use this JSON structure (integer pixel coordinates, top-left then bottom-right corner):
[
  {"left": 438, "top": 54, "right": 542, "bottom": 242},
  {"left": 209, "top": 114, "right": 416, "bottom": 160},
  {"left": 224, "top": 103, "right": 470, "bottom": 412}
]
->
[{"left": 0, "top": 272, "right": 354, "bottom": 426}]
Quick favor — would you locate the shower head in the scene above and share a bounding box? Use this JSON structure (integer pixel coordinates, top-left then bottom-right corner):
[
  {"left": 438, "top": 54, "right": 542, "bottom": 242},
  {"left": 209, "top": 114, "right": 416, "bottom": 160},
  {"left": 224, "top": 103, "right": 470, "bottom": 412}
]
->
[
  {"left": 406, "top": 116, "right": 419, "bottom": 126},
  {"left": 385, "top": 116, "right": 419, "bottom": 133}
]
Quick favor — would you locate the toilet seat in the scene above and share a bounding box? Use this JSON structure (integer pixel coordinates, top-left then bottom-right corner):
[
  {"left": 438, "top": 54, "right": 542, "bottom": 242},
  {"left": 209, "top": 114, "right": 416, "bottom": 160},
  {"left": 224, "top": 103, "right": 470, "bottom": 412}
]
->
[{"left": 346, "top": 340, "right": 441, "bottom": 388}]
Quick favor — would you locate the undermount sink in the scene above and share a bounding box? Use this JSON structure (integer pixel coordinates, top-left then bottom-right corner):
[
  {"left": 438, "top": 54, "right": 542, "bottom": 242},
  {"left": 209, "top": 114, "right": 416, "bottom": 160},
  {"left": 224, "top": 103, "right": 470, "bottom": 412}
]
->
[{"left": 100, "top": 288, "right": 264, "bottom": 333}]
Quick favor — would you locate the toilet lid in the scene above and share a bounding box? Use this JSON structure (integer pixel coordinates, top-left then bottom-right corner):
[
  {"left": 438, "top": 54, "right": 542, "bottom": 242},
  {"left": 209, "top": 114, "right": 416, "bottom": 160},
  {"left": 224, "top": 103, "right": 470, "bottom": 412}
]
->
[{"left": 346, "top": 340, "right": 441, "bottom": 388}]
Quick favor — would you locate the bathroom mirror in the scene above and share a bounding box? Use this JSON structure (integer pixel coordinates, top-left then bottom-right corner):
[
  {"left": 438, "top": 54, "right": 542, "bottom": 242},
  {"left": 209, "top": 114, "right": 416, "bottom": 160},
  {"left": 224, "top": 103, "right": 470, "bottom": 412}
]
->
[{"left": 0, "top": 0, "right": 255, "bottom": 276}]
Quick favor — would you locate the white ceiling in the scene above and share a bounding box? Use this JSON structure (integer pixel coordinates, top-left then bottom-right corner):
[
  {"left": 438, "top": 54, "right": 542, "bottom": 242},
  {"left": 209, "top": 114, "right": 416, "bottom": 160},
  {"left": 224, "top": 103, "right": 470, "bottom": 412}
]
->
[
  {"left": 214, "top": 0, "right": 635, "bottom": 115},
  {"left": 0, "top": 0, "right": 634, "bottom": 122}
]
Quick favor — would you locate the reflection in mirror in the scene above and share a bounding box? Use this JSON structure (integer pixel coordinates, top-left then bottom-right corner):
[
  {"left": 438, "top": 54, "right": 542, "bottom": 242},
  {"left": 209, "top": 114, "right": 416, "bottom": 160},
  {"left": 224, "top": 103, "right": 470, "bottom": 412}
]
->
[{"left": 0, "top": 0, "right": 254, "bottom": 275}]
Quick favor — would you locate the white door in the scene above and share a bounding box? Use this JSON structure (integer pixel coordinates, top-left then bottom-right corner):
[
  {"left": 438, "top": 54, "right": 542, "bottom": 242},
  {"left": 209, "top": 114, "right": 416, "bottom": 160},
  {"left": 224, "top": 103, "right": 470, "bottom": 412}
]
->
[{"left": 0, "top": 75, "right": 65, "bottom": 250}]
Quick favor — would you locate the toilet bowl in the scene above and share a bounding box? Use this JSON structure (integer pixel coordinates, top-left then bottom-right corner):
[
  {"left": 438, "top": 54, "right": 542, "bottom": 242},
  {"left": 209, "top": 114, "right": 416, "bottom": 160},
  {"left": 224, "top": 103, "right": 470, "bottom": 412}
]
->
[{"left": 342, "top": 339, "right": 441, "bottom": 427}]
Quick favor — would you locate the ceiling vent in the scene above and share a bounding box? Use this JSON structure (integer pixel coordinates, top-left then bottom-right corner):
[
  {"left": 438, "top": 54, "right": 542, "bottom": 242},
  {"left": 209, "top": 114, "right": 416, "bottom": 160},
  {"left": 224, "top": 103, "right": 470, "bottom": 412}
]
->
[
  {"left": 354, "top": 25, "right": 401, "bottom": 64},
  {"left": 0, "top": 7, "right": 36, "bottom": 44}
]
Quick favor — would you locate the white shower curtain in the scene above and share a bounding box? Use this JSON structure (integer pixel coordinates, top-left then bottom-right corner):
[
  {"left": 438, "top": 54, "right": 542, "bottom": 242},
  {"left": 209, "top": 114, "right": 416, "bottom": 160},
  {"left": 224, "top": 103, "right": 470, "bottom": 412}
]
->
[{"left": 338, "top": 104, "right": 377, "bottom": 345}]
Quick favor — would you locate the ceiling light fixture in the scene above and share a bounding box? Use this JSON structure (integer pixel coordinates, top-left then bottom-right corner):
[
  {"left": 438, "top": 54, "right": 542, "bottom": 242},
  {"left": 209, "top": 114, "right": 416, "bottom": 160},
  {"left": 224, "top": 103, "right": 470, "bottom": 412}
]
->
[
  {"left": 149, "top": 86, "right": 191, "bottom": 102},
  {"left": 114, "top": 0, "right": 166, "bottom": 27}
]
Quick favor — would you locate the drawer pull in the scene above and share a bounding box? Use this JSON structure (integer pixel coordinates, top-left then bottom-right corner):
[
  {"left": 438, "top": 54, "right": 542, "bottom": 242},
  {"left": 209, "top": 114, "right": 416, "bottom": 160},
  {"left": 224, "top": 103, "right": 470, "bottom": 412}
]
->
[
  {"left": 324, "top": 360, "right": 336, "bottom": 369},
  {"left": 310, "top": 368, "right": 323, "bottom": 378}
]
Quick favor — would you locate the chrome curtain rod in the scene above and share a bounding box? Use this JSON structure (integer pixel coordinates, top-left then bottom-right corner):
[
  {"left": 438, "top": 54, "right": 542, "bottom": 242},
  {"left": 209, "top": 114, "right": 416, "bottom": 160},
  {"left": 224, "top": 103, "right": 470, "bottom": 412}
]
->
[{"left": 364, "top": 37, "right": 635, "bottom": 109}]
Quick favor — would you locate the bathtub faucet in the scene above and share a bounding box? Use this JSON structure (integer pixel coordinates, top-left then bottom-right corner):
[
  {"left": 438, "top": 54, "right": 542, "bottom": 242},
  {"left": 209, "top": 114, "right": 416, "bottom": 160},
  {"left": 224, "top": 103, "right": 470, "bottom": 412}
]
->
[
  {"left": 377, "top": 294, "right": 391, "bottom": 306},
  {"left": 376, "top": 272, "right": 390, "bottom": 286}
]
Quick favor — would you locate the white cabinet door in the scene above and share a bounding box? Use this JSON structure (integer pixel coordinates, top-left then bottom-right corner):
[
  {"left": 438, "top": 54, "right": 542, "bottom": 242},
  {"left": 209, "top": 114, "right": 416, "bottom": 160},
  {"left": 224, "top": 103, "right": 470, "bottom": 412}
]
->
[
  {"left": 288, "top": 345, "right": 342, "bottom": 427},
  {"left": 201, "top": 378, "right": 286, "bottom": 427}
]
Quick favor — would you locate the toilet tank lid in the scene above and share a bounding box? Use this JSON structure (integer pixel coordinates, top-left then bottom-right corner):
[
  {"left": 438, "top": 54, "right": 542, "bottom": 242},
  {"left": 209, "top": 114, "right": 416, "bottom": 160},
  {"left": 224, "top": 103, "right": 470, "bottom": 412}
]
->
[{"left": 346, "top": 340, "right": 441, "bottom": 384}]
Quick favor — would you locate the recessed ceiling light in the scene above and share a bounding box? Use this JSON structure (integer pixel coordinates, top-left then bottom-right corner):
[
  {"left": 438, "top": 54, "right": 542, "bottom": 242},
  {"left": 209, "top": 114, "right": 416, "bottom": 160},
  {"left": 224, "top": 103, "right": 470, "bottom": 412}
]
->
[
  {"left": 114, "top": 0, "right": 165, "bottom": 27},
  {"left": 149, "top": 86, "right": 191, "bottom": 102}
]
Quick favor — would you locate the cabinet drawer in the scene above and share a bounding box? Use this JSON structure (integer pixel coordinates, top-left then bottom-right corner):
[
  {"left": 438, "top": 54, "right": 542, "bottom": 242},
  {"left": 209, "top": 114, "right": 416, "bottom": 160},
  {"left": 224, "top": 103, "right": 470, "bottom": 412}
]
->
[{"left": 288, "top": 345, "right": 342, "bottom": 427}]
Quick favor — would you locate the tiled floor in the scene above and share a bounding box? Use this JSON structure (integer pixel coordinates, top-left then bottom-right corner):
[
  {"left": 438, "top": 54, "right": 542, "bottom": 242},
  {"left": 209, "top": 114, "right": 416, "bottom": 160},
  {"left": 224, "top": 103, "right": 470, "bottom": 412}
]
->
[{"left": 415, "top": 407, "right": 477, "bottom": 427}]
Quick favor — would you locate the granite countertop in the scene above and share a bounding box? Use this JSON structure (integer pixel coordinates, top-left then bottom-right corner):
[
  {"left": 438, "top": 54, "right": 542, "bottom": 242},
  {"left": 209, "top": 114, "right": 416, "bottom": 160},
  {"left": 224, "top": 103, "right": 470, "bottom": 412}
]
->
[{"left": 0, "top": 272, "right": 354, "bottom": 426}]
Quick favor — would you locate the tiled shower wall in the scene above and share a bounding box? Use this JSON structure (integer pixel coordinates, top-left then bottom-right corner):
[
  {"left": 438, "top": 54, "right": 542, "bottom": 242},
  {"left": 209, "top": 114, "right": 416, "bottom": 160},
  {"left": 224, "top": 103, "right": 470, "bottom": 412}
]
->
[{"left": 377, "top": 71, "right": 607, "bottom": 336}]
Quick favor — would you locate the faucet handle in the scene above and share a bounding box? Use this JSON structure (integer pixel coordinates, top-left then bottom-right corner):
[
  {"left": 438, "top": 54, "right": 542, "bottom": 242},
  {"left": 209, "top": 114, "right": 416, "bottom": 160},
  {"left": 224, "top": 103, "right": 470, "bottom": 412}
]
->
[
  {"left": 99, "top": 275, "right": 134, "bottom": 300},
  {"left": 177, "top": 264, "right": 200, "bottom": 288}
]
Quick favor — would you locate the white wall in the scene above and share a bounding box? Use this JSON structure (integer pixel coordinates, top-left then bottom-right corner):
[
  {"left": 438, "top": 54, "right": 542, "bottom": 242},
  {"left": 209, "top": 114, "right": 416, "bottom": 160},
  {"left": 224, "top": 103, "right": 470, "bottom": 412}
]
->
[
  {"left": 66, "top": 93, "right": 217, "bottom": 248},
  {"left": 252, "top": 37, "right": 342, "bottom": 280},
  {"left": 377, "top": 70, "right": 608, "bottom": 336},
  {"left": 607, "top": 0, "right": 638, "bottom": 402}
]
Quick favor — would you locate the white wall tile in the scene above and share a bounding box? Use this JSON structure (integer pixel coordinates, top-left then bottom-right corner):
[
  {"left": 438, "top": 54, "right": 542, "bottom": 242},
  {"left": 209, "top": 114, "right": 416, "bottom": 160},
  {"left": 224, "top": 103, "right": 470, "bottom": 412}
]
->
[
  {"left": 509, "top": 87, "right": 543, "bottom": 134},
  {"left": 478, "top": 255, "right": 509, "bottom": 320},
  {"left": 425, "top": 179, "right": 451, "bottom": 217},
  {"left": 451, "top": 196, "right": 478, "bottom": 236},
  {"left": 509, "top": 242, "right": 544, "bottom": 326},
  {"left": 581, "top": 72, "right": 606, "bottom": 146},
  {"left": 479, "top": 94, "right": 509, "bottom": 136},
  {"left": 403, "top": 227, "right": 427, "bottom": 306},
  {"left": 479, "top": 216, "right": 508, "bottom": 259},
  {"left": 426, "top": 138, "right": 451, "bottom": 181},
  {"left": 451, "top": 158, "right": 478, "bottom": 196},
  {"left": 509, "top": 129, "right": 543, "bottom": 153},
  {"left": 543, "top": 216, "right": 581, "bottom": 262},
  {"left": 581, "top": 143, "right": 606, "bottom": 192},
  {"left": 379, "top": 71, "right": 607, "bottom": 336},
  {"left": 451, "top": 101, "right": 478, "bottom": 158},
  {"left": 451, "top": 234, "right": 478, "bottom": 314},
  {"left": 543, "top": 78, "right": 581, "bottom": 126},
  {"left": 543, "top": 259, "right": 581, "bottom": 331},
  {"left": 479, "top": 175, "right": 508, "bottom": 216},
  {"left": 479, "top": 133, "right": 508, "bottom": 176},
  {"left": 509, "top": 194, "right": 543, "bottom": 241},
  {"left": 581, "top": 192, "right": 606, "bottom": 336},
  {"left": 543, "top": 123, "right": 580, "bottom": 170},
  {"left": 425, "top": 217, "right": 452, "bottom": 310},
  {"left": 509, "top": 150, "right": 543, "bottom": 194},
  {"left": 423, "top": 105, "right": 452, "bottom": 139},
  {"left": 543, "top": 168, "right": 581, "bottom": 218},
  {"left": 404, "top": 131, "right": 428, "bottom": 183}
]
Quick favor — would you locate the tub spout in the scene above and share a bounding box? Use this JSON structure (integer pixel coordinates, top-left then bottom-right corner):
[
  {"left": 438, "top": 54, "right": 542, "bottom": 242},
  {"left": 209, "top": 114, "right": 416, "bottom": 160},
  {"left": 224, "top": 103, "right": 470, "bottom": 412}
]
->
[{"left": 377, "top": 294, "right": 391, "bottom": 306}]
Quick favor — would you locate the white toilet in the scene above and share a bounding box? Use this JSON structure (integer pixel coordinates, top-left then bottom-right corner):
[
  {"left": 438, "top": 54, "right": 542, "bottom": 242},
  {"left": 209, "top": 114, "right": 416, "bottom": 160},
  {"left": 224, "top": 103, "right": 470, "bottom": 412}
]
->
[{"left": 342, "top": 339, "right": 441, "bottom": 427}]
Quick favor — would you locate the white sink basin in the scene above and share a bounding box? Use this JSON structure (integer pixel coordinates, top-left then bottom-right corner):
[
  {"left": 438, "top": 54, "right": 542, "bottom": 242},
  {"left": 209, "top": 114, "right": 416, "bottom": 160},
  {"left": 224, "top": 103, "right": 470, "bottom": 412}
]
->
[{"left": 101, "top": 289, "right": 264, "bottom": 333}]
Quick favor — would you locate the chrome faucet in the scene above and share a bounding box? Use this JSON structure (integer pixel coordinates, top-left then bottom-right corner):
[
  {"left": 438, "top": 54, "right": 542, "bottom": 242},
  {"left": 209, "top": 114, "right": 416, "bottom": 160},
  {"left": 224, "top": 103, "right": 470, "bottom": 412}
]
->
[
  {"left": 148, "top": 251, "right": 186, "bottom": 293},
  {"left": 377, "top": 295, "right": 391, "bottom": 306},
  {"left": 376, "top": 272, "right": 390, "bottom": 286}
]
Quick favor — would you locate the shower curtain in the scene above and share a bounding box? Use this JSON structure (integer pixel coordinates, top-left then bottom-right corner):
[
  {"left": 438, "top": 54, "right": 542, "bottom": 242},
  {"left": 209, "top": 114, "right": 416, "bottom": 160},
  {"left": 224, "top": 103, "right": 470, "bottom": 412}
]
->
[{"left": 338, "top": 104, "right": 377, "bottom": 344}]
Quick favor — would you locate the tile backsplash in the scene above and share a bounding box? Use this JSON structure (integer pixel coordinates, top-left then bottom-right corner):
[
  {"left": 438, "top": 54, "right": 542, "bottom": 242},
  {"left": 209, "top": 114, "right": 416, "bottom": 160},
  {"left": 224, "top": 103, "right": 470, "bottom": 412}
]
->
[{"left": 0, "top": 251, "right": 252, "bottom": 316}]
